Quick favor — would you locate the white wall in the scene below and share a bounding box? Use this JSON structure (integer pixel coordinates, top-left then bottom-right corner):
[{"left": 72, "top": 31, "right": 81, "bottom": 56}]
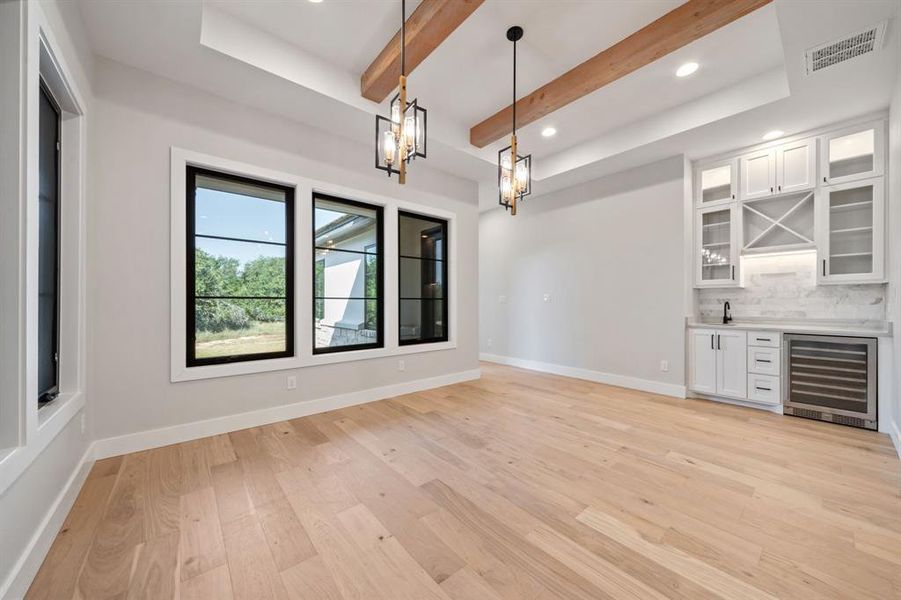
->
[
  {"left": 887, "top": 9, "right": 901, "bottom": 456},
  {"left": 88, "top": 57, "right": 480, "bottom": 443},
  {"left": 0, "top": 1, "right": 95, "bottom": 597},
  {"left": 479, "top": 156, "right": 687, "bottom": 396}
]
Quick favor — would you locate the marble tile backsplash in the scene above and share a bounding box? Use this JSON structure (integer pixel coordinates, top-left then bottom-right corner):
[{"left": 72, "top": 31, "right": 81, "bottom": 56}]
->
[{"left": 697, "top": 251, "right": 886, "bottom": 321}]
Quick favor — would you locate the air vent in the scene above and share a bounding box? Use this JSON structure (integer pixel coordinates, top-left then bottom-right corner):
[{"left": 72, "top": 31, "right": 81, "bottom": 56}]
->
[
  {"left": 832, "top": 414, "right": 867, "bottom": 428},
  {"left": 804, "top": 21, "right": 886, "bottom": 75}
]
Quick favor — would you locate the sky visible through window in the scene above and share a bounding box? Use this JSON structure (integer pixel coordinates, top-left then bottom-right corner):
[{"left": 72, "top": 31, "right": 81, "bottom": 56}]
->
[{"left": 196, "top": 187, "right": 285, "bottom": 265}]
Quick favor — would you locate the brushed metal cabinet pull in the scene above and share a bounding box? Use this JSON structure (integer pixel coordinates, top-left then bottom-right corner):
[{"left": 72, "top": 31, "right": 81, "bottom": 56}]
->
[
  {"left": 710, "top": 334, "right": 714, "bottom": 350},
  {"left": 717, "top": 335, "right": 721, "bottom": 350}
]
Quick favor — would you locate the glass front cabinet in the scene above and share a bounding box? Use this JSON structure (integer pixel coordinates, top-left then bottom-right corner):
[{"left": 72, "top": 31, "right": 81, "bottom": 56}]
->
[
  {"left": 821, "top": 122, "right": 884, "bottom": 186},
  {"left": 816, "top": 177, "right": 885, "bottom": 284},
  {"left": 696, "top": 204, "right": 740, "bottom": 287},
  {"left": 695, "top": 159, "right": 737, "bottom": 206},
  {"left": 694, "top": 118, "right": 885, "bottom": 288}
]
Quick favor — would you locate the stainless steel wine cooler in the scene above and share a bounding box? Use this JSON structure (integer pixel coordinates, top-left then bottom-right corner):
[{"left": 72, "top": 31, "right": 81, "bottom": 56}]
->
[{"left": 783, "top": 334, "right": 877, "bottom": 430}]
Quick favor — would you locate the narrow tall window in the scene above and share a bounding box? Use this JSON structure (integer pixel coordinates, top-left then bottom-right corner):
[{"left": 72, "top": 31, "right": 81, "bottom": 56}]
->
[
  {"left": 399, "top": 211, "right": 448, "bottom": 345},
  {"left": 38, "top": 81, "right": 61, "bottom": 404},
  {"left": 313, "top": 195, "right": 383, "bottom": 354},
  {"left": 187, "top": 167, "right": 294, "bottom": 365}
]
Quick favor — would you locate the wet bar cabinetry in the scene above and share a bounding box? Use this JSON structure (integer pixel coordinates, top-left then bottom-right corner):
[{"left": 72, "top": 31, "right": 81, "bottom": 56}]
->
[{"left": 693, "top": 118, "right": 887, "bottom": 288}]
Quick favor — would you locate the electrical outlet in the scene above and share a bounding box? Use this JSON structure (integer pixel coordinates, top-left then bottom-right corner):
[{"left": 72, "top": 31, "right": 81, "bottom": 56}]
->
[
  {"left": 398, "top": 360, "right": 405, "bottom": 372},
  {"left": 498, "top": 295, "right": 507, "bottom": 304},
  {"left": 543, "top": 293, "right": 551, "bottom": 303},
  {"left": 660, "top": 360, "right": 669, "bottom": 373},
  {"left": 487, "top": 337, "right": 493, "bottom": 347},
  {"left": 286, "top": 375, "right": 297, "bottom": 390}
]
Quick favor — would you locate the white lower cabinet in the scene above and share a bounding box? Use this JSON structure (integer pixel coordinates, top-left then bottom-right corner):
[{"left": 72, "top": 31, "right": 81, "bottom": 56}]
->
[
  {"left": 689, "top": 328, "right": 747, "bottom": 399},
  {"left": 746, "top": 330, "right": 780, "bottom": 348},
  {"left": 689, "top": 329, "right": 718, "bottom": 394},
  {"left": 716, "top": 330, "right": 747, "bottom": 398},
  {"left": 690, "top": 328, "right": 785, "bottom": 408},
  {"left": 748, "top": 346, "right": 780, "bottom": 376},
  {"left": 747, "top": 374, "right": 780, "bottom": 405}
]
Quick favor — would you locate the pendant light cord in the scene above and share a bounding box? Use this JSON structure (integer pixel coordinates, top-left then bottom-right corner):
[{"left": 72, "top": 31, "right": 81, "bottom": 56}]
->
[
  {"left": 512, "top": 35, "right": 516, "bottom": 135},
  {"left": 401, "top": 0, "right": 406, "bottom": 77}
]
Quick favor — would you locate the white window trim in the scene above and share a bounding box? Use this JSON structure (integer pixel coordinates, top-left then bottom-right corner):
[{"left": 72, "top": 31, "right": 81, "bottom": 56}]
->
[
  {"left": 170, "top": 148, "right": 458, "bottom": 382},
  {"left": 0, "top": 3, "right": 88, "bottom": 496}
]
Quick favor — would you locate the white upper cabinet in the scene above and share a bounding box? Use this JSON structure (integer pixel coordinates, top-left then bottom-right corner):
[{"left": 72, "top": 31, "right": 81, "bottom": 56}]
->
[
  {"left": 696, "top": 159, "right": 737, "bottom": 206},
  {"left": 816, "top": 177, "right": 885, "bottom": 284},
  {"left": 740, "top": 149, "right": 776, "bottom": 200},
  {"left": 775, "top": 138, "right": 816, "bottom": 194},
  {"left": 741, "top": 138, "right": 816, "bottom": 200},
  {"left": 694, "top": 116, "right": 887, "bottom": 288},
  {"left": 821, "top": 122, "right": 885, "bottom": 186},
  {"left": 696, "top": 204, "right": 740, "bottom": 288}
]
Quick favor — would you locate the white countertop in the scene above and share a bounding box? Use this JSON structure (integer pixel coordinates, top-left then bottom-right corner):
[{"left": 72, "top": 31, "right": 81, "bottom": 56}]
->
[{"left": 686, "top": 317, "right": 892, "bottom": 338}]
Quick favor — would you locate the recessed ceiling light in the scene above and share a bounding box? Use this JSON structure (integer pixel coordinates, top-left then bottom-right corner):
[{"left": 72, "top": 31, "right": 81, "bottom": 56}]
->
[
  {"left": 762, "top": 129, "right": 785, "bottom": 141},
  {"left": 675, "top": 62, "right": 699, "bottom": 77},
  {"left": 308, "top": 0, "right": 323, "bottom": 3},
  {"left": 541, "top": 127, "right": 557, "bottom": 138}
]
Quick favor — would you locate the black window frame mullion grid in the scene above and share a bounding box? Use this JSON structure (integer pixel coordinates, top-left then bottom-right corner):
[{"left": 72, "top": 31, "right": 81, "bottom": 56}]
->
[
  {"left": 186, "top": 165, "right": 295, "bottom": 367},
  {"left": 312, "top": 193, "right": 384, "bottom": 355},
  {"left": 196, "top": 232, "right": 287, "bottom": 247},
  {"left": 398, "top": 210, "right": 449, "bottom": 346}
]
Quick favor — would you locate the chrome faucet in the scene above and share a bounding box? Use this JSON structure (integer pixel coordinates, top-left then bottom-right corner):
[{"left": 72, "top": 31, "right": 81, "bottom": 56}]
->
[{"left": 723, "top": 301, "right": 732, "bottom": 325}]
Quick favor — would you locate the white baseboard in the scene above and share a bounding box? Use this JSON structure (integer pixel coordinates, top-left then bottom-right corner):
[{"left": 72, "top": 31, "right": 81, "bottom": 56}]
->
[
  {"left": 1, "top": 446, "right": 95, "bottom": 600},
  {"left": 690, "top": 391, "right": 783, "bottom": 414},
  {"left": 889, "top": 417, "right": 901, "bottom": 461},
  {"left": 94, "top": 368, "right": 481, "bottom": 459},
  {"left": 480, "top": 353, "right": 686, "bottom": 399}
]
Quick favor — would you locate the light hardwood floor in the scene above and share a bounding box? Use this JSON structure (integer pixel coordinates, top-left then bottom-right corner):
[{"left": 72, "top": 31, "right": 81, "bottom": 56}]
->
[{"left": 27, "top": 363, "right": 901, "bottom": 599}]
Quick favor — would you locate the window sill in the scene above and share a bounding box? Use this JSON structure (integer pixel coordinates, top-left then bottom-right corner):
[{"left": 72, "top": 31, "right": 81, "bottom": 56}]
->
[
  {"left": 171, "top": 340, "right": 457, "bottom": 382},
  {"left": 171, "top": 356, "right": 301, "bottom": 383}
]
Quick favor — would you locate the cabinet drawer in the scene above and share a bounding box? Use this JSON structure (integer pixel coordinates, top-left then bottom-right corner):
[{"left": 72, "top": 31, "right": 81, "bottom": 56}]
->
[
  {"left": 747, "top": 374, "right": 780, "bottom": 405},
  {"left": 747, "top": 331, "right": 780, "bottom": 347},
  {"left": 748, "top": 346, "right": 780, "bottom": 376}
]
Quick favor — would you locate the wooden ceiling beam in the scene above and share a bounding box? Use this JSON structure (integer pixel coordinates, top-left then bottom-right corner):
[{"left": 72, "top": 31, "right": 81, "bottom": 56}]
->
[
  {"left": 361, "top": 0, "right": 484, "bottom": 103},
  {"left": 469, "top": 0, "right": 773, "bottom": 148}
]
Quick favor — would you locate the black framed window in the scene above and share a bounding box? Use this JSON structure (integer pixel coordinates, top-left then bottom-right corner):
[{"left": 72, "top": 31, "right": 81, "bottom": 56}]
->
[
  {"left": 187, "top": 167, "right": 294, "bottom": 365},
  {"left": 38, "top": 80, "right": 61, "bottom": 404},
  {"left": 313, "top": 194, "right": 383, "bottom": 354},
  {"left": 399, "top": 211, "right": 448, "bottom": 345}
]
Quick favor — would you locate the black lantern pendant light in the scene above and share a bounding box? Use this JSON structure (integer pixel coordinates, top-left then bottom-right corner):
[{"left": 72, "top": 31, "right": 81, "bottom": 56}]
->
[
  {"left": 375, "top": 0, "right": 427, "bottom": 184},
  {"left": 498, "top": 26, "right": 531, "bottom": 215}
]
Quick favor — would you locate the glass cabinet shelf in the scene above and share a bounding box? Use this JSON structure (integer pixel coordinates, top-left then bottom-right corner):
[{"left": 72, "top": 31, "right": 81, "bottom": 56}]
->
[
  {"left": 696, "top": 205, "right": 737, "bottom": 286},
  {"left": 818, "top": 177, "right": 884, "bottom": 283}
]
